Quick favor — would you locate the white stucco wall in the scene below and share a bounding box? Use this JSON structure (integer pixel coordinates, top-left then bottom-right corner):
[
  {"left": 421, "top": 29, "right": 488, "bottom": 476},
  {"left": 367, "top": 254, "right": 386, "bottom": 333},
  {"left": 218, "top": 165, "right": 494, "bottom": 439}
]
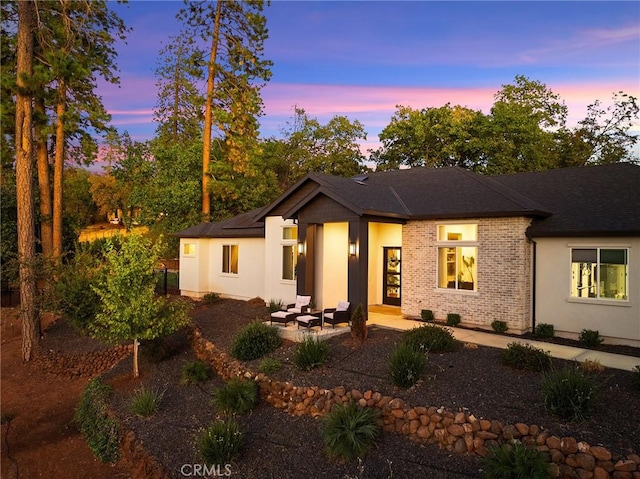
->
[
  {"left": 319, "top": 222, "right": 349, "bottom": 310},
  {"left": 368, "top": 223, "right": 403, "bottom": 305},
  {"left": 264, "top": 217, "right": 298, "bottom": 306},
  {"left": 535, "top": 237, "right": 640, "bottom": 346},
  {"left": 179, "top": 237, "right": 265, "bottom": 301}
]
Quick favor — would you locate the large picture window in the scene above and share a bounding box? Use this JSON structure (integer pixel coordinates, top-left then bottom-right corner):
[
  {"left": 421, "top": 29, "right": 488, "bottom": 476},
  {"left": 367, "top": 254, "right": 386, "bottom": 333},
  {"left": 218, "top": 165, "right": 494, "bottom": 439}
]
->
[
  {"left": 282, "top": 226, "right": 298, "bottom": 281},
  {"left": 571, "top": 248, "right": 628, "bottom": 300},
  {"left": 222, "top": 245, "right": 238, "bottom": 275},
  {"left": 437, "top": 224, "right": 478, "bottom": 291}
]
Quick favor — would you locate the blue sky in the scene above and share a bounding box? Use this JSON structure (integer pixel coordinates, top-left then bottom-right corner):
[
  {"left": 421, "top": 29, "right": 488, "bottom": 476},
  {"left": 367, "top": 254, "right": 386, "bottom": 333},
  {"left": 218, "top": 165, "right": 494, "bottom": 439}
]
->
[{"left": 100, "top": 1, "right": 640, "bottom": 152}]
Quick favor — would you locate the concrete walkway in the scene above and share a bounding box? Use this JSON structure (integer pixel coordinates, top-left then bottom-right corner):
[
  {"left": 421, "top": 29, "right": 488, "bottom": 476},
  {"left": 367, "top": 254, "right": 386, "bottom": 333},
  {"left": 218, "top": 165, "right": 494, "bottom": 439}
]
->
[{"left": 368, "top": 306, "right": 640, "bottom": 372}]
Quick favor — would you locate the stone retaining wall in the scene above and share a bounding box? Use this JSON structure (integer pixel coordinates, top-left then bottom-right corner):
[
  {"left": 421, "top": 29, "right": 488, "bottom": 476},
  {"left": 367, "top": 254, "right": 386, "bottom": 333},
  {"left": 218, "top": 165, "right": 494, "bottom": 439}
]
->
[
  {"left": 37, "top": 344, "right": 132, "bottom": 378},
  {"left": 190, "top": 327, "right": 640, "bottom": 479}
]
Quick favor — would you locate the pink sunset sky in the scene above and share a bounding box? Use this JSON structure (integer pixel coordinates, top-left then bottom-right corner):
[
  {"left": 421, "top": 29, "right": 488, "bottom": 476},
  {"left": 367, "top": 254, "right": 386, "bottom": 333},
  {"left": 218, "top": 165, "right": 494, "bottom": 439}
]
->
[{"left": 98, "top": 1, "right": 640, "bottom": 155}]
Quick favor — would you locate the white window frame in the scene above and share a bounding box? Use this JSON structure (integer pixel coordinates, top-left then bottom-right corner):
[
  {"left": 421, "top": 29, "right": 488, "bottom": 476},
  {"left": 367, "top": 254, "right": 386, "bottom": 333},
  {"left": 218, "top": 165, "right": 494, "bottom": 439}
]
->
[
  {"left": 221, "top": 244, "right": 239, "bottom": 275},
  {"left": 569, "top": 246, "right": 629, "bottom": 302},
  {"left": 183, "top": 242, "right": 196, "bottom": 257},
  {"left": 281, "top": 226, "right": 298, "bottom": 282},
  {"left": 435, "top": 223, "right": 478, "bottom": 293}
]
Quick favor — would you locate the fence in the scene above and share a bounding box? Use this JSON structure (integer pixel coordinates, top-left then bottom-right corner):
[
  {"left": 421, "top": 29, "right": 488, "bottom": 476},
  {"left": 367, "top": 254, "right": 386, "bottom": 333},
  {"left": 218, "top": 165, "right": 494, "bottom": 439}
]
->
[{"left": 155, "top": 266, "right": 180, "bottom": 296}]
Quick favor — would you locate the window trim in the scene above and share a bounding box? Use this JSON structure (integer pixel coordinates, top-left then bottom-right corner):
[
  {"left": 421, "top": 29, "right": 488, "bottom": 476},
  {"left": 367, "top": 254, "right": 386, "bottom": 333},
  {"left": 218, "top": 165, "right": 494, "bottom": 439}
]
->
[
  {"left": 435, "top": 223, "right": 478, "bottom": 293},
  {"left": 568, "top": 246, "right": 629, "bottom": 303},
  {"left": 221, "top": 244, "right": 239, "bottom": 276}
]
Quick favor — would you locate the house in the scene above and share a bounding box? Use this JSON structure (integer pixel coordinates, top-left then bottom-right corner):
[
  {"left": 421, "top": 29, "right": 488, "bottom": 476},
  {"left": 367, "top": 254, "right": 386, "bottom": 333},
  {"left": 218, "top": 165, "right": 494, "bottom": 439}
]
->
[{"left": 174, "top": 163, "right": 640, "bottom": 347}]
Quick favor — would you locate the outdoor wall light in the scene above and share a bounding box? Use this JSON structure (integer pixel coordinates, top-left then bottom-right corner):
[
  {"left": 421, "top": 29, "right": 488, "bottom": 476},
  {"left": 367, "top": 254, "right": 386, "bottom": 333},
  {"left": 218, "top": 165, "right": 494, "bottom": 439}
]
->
[
  {"left": 298, "top": 241, "right": 305, "bottom": 255},
  {"left": 349, "top": 241, "right": 357, "bottom": 256}
]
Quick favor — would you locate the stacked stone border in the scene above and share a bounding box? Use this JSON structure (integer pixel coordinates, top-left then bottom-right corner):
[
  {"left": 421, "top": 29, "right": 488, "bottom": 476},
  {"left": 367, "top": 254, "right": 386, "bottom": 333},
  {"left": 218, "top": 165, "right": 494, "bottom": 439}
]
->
[{"left": 190, "top": 327, "right": 640, "bottom": 479}]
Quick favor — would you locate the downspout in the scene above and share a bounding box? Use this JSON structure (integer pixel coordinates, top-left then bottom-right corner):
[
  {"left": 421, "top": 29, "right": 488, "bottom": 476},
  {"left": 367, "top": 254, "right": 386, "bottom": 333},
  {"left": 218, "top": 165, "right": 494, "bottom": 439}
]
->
[{"left": 529, "top": 236, "right": 537, "bottom": 334}]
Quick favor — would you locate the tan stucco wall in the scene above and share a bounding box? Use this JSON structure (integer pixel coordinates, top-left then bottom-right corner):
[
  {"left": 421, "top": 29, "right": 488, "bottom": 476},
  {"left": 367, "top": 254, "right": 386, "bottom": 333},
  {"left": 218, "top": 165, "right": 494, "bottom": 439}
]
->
[
  {"left": 402, "top": 217, "right": 533, "bottom": 333},
  {"left": 535, "top": 237, "right": 640, "bottom": 346}
]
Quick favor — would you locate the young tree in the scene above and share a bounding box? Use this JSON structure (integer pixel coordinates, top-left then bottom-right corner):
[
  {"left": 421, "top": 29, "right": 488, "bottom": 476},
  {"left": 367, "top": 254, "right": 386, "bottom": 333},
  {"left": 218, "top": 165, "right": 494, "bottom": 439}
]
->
[
  {"left": 90, "top": 235, "right": 191, "bottom": 378},
  {"left": 178, "top": 0, "right": 272, "bottom": 219},
  {"left": 14, "top": 0, "right": 40, "bottom": 361}
]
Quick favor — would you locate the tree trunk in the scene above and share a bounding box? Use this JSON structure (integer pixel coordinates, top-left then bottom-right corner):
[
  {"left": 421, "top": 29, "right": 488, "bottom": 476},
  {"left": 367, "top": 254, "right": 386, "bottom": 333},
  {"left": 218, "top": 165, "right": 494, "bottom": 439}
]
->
[
  {"left": 15, "top": 0, "right": 40, "bottom": 362},
  {"left": 52, "top": 81, "right": 66, "bottom": 259},
  {"left": 132, "top": 338, "right": 139, "bottom": 378},
  {"left": 201, "top": 0, "right": 223, "bottom": 220},
  {"left": 35, "top": 97, "right": 53, "bottom": 258}
]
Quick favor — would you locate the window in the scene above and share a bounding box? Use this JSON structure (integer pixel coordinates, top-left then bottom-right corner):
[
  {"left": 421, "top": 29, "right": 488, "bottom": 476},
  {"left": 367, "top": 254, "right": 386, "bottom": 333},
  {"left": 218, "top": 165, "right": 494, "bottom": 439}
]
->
[
  {"left": 571, "top": 248, "right": 628, "bottom": 300},
  {"left": 183, "top": 243, "right": 196, "bottom": 256},
  {"left": 282, "top": 226, "right": 298, "bottom": 281},
  {"left": 222, "top": 245, "right": 238, "bottom": 274},
  {"left": 437, "top": 224, "right": 478, "bottom": 291}
]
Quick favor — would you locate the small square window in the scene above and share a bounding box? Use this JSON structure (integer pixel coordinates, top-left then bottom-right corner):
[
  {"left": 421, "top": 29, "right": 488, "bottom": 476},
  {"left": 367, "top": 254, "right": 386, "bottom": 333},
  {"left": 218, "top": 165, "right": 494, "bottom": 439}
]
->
[{"left": 183, "top": 243, "right": 196, "bottom": 256}]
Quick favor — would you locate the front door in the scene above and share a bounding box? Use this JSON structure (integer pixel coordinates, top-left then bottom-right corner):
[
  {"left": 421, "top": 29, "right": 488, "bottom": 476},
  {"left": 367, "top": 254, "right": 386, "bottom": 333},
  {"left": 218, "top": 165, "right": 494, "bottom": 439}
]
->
[{"left": 383, "top": 247, "right": 401, "bottom": 306}]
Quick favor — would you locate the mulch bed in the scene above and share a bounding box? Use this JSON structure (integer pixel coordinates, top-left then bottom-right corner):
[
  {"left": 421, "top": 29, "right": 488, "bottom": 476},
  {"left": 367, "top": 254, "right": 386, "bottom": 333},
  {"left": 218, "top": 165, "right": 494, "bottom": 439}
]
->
[{"left": 47, "top": 298, "right": 640, "bottom": 478}]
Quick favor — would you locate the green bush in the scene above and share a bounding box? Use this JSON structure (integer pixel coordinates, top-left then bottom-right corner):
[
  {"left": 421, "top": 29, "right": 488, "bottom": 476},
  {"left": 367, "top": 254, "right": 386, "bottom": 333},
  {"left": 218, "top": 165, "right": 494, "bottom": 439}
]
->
[
  {"left": 403, "top": 324, "right": 457, "bottom": 353},
  {"left": 446, "top": 313, "right": 461, "bottom": 326},
  {"left": 491, "top": 320, "right": 508, "bottom": 334},
  {"left": 181, "top": 360, "right": 212, "bottom": 385},
  {"left": 579, "top": 329, "right": 604, "bottom": 349},
  {"left": 534, "top": 323, "right": 555, "bottom": 339},
  {"left": 74, "top": 378, "right": 120, "bottom": 463},
  {"left": 130, "top": 386, "right": 164, "bottom": 417},
  {"left": 258, "top": 357, "right": 282, "bottom": 375},
  {"left": 323, "top": 401, "right": 380, "bottom": 461},
  {"left": 542, "top": 366, "right": 599, "bottom": 421},
  {"left": 51, "top": 251, "right": 102, "bottom": 331},
  {"left": 500, "top": 343, "right": 552, "bottom": 372},
  {"left": 230, "top": 320, "right": 281, "bottom": 361},
  {"left": 203, "top": 292, "right": 221, "bottom": 305},
  {"left": 482, "top": 442, "right": 551, "bottom": 479},
  {"left": 420, "top": 309, "right": 434, "bottom": 322},
  {"left": 633, "top": 365, "right": 640, "bottom": 391},
  {"left": 295, "top": 335, "right": 330, "bottom": 371},
  {"left": 268, "top": 298, "right": 284, "bottom": 313},
  {"left": 213, "top": 378, "right": 258, "bottom": 415},
  {"left": 198, "top": 418, "right": 244, "bottom": 466},
  {"left": 389, "top": 342, "right": 427, "bottom": 388}
]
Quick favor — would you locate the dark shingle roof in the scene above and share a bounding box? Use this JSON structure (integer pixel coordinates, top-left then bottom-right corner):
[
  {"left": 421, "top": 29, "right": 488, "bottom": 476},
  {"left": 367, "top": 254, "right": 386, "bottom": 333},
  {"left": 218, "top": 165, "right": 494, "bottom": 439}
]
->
[
  {"left": 491, "top": 163, "right": 640, "bottom": 237},
  {"left": 173, "top": 207, "right": 265, "bottom": 238}
]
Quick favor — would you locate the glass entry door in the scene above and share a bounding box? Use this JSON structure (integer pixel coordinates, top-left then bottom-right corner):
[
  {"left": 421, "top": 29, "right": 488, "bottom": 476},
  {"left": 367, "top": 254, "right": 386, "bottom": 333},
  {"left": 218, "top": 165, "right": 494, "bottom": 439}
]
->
[{"left": 383, "top": 247, "right": 401, "bottom": 306}]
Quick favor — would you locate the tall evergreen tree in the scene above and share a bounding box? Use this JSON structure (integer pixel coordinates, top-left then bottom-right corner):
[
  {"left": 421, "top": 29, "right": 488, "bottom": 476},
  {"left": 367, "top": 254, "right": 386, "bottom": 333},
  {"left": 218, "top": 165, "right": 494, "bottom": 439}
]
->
[{"left": 178, "top": 0, "right": 272, "bottom": 220}]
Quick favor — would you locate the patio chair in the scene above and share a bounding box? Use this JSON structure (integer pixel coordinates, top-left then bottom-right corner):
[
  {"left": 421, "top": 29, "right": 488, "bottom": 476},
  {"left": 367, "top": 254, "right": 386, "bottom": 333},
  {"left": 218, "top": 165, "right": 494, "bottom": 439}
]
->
[
  {"left": 270, "top": 295, "right": 312, "bottom": 327},
  {"left": 323, "top": 300, "right": 351, "bottom": 328}
]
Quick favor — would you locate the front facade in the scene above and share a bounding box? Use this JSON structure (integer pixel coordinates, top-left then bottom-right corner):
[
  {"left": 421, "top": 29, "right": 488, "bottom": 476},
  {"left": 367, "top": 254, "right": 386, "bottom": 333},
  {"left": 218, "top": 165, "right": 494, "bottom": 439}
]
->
[{"left": 175, "top": 164, "right": 640, "bottom": 346}]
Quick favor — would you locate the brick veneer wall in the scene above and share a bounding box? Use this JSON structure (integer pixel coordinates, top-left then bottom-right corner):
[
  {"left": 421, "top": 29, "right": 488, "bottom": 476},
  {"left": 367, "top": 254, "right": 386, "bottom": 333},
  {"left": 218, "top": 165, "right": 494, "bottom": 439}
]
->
[{"left": 402, "top": 217, "right": 533, "bottom": 333}]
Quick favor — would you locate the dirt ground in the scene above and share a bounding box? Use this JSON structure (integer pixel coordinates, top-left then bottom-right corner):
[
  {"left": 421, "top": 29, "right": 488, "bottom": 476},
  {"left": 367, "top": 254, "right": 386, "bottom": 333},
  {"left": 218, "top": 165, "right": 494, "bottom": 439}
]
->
[{"left": 1, "top": 308, "right": 130, "bottom": 479}]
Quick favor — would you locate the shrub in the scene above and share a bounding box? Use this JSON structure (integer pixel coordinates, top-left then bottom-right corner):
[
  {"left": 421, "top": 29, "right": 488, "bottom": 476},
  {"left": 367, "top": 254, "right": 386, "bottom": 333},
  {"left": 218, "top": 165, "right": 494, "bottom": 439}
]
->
[
  {"left": 181, "top": 360, "right": 212, "bottom": 385},
  {"left": 323, "top": 401, "right": 380, "bottom": 461},
  {"left": 633, "top": 365, "right": 640, "bottom": 391},
  {"left": 258, "top": 357, "right": 282, "bottom": 375},
  {"left": 389, "top": 343, "right": 427, "bottom": 388},
  {"left": 420, "top": 309, "right": 434, "bottom": 322},
  {"left": 579, "top": 359, "right": 605, "bottom": 374},
  {"left": 541, "top": 366, "right": 599, "bottom": 421},
  {"left": 295, "top": 335, "right": 330, "bottom": 371},
  {"left": 203, "top": 292, "right": 220, "bottom": 305},
  {"left": 534, "top": 323, "right": 555, "bottom": 339},
  {"left": 403, "top": 324, "right": 457, "bottom": 353},
  {"left": 579, "top": 329, "right": 604, "bottom": 349},
  {"left": 446, "top": 313, "right": 461, "bottom": 326},
  {"left": 491, "top": 320, "right": 508, "bottom": 334},
  {"left": 230, "top": 320, "right": 281, "bottom": 361},
  {"left": 482, "top": 442, "right": 551, "bottom": 479},
  {"left": 351, "top": 303, "right": 368, "bottom": 342},
  {"left": 74, "top": 378, "right": 120, "bottom": 463},
  {"left": 198, "top": 418, "right": 244, "bottom": 466},
  {"left": 268, "top": 298, "right": 284, "bottom": 313},
  {"left": 130, "top": 386, "right": 164, "bottom": 417},
  {"left": 213, "top": 378, "right": 258, "bottom": 415},
  {"left": 500, "top": 343, "right": 552, "bottom": 372}
]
